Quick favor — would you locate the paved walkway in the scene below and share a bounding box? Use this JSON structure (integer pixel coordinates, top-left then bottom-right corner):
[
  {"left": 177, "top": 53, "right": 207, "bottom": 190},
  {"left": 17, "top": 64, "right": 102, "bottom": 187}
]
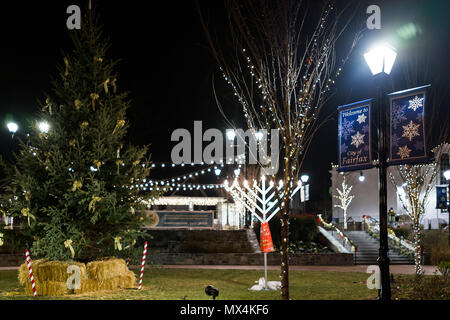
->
[
  {"left": 1, "top": 264, "right": 440, "bottom": 275},
  {"left": 157, "top": 265, "right": 440, "bottom": 275}
]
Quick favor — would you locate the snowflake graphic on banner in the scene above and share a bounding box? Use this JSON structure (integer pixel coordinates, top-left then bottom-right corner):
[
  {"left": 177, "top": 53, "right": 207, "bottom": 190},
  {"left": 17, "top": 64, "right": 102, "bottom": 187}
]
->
[
  {"left": 397, "top": 145, "right": 412, "bottom": 159},
  {"left": 340, "top": 143, "right": 348, "bottom": 154},
  {"left": 416, "top": 112, "right": 423, "bottom": 122},
  {"left": 356, "top": 113, "right": 367, "bottom": 124},
  {"left": 402, "top": 120, "right": 420, "bottom": 141},
  {"left": 392, "top": 133, "right": 401, "bottom": 147},
  {"left": 391, "top": 104, "right": 407, "bottom": 129},
  {"left": 408, "top": 95, "right": 424, "bottom": 112},
  {"left": 339, "top": 118, "right": 355, "bottom": 140},
  {"left": 350, "top": 131, "right": 365, "bottom": 148},
  {"left": 361, "top": 124, "right": 369, "bottom": 134}
]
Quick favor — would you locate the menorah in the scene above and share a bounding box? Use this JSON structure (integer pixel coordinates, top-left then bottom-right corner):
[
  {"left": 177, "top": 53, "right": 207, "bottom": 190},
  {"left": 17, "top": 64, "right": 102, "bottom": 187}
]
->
[{"left": 224, "top": 175, "right": 303, "bottom": 290}]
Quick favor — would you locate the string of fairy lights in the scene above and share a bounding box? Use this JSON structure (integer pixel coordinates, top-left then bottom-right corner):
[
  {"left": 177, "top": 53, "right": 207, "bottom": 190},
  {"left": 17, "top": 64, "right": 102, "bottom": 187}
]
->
[{"left": 133, "top": 162, "right": 246, "bottom": 193}]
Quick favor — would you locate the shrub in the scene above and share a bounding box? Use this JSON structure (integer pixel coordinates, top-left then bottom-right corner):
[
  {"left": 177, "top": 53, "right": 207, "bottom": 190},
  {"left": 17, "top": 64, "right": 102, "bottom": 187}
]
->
[
  {"left": 423, "top": 230, "right": 450, "bottom": 265},
  {"left": 438, "top": 261, "right": 450, "bottom": 277},
  {"left": 392, "top": 275, "right": 450, "bottom": 300},
  {"left": 393, "top": 227, "right": 410, "bottom": 239},
  {"left": 254, "top": 213, "right": 318, "bottom": 248},
  {"left": 431, "top": 247, "right": 450, "bottom": 266}
]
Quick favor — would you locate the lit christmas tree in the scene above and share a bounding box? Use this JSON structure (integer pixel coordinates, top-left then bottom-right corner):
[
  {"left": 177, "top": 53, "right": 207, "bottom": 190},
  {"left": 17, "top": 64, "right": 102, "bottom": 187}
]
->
[{"left": 0, "top": 9, "right": 160, "bottom": 262}]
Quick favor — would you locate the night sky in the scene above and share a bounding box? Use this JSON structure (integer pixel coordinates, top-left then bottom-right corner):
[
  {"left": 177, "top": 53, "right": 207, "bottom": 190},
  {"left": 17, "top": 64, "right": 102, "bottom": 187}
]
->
[{"left": 1, "top": 0, "right": 449, "bottom": 210}]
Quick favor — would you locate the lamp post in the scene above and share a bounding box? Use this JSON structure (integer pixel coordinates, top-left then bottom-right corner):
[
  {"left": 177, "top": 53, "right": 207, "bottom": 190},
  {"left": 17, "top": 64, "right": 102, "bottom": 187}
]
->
[
  {"left": 364, "top": 42, "right": 397, "bottom": 300},
  {"left": 444, "top": 169, "right": 450, "bottom": 245},
  {"left": 300, "top": 174, "right": 309, "bottom": 214}
]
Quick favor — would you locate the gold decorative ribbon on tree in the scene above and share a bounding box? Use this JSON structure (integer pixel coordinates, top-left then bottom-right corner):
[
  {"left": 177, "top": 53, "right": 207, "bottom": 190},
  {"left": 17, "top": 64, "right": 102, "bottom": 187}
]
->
[
  {"left": 64, "top": 239, "right": 75, "bottom": 258},
  {"left": 116, "top": 144, "right": 123, "bottom": 158},
  {"left": 24, "top": 191, "right": 31, "bottom": 201},
  {"left": 116, "top": 160, "right": 124, "bottom": 173},
  {"left": 114, "top": 237, "right": 122, "bottom": 251},
  {"left": 0, "top": 233, "right": 4, "bottom": 246},
  {"left": 130, "top": 207, "right": 135, "bottom": 215},
  {"left": 90, "top": 93, "right": 99, "bottom": 111},
  {"left": 64, "top": 57, "right": 69, "bottom": 76},
  {"left": 111, "top": 77, "right": 117, "bottom": 93},
  {"left": 80, "top": 121, "right": 89, "bottom": 130},
  {"left": 21, "top": 208, "right": 36, "bottom": 226},
  {"left": 93, "top": 160, "right": 102, "bottom": 171},
  {"left": 132, "top": 160, "right": 140, "bottom": 167},
  {"left": 102, "top": 78, "right": 110, "bottom": 94},
  {"left": 72, "top": 180, "right": 82, "bottom": 192},
  {"left": 112, "top": 120, "right": 125, "bottom": 134},
  {"left": 69, "top": 139, "right": 76, "bottom": 147},
  {"left": 74, "top": 99, "right": 83, "bottom": 110},
  {"left": 89, "top": 196, "right": 101, "bottom": 212},
  {"left": 43, "top": 98, "right": 53, "bottom": 114}
]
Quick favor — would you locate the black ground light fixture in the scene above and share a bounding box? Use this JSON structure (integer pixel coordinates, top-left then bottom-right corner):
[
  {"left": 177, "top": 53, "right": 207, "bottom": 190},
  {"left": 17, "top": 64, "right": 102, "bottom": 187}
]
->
[{"left": 205, "top": 285, "right": 219, "bottom": 300}]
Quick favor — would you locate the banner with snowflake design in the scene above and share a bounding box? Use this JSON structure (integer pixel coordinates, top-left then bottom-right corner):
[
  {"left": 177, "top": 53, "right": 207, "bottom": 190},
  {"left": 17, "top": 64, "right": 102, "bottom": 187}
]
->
[
  {"left": 338, "top": 99, "right": 373, "bottom": 171},
  {"left": 388, "top": 85, "right": 430, "bottom": 165}
]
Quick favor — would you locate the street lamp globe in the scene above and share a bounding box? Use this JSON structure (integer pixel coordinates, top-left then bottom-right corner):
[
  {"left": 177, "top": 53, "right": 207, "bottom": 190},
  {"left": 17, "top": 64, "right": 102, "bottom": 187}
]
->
[
  {"left": 300, "top": 174, "right": 309, "bottom": 183},
  {"left": 444, "top": 169, "right": 450, "bottom": 180},
  {"left": 38, "top": 121, "right": 50, "bottom": 133},
  {"left": 364, "top": 43, "right": 397, "bottom": 75},
  {"left": 7, "top": 122, "right": 18, "bottom": 134},
  {"left": 359, "top": 171, "right": 365, "bottom": 182}
]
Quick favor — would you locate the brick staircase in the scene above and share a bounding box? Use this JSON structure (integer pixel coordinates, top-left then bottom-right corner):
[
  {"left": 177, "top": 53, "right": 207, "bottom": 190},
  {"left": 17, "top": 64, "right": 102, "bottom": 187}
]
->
[{"left": 346, "top": 231, "right": 414, "bottom": 265}]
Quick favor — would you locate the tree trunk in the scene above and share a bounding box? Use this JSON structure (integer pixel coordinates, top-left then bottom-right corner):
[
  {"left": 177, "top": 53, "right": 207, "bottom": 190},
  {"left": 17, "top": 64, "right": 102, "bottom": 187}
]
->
[
  {"left": 280, "top": 205, "right": 290, "bottom": 300},
  {"left": 413, "top": 222, "right": 422, "bottom": 276},
  {"left": 343, "top": 208, "right": 347, "bottom": 230}
]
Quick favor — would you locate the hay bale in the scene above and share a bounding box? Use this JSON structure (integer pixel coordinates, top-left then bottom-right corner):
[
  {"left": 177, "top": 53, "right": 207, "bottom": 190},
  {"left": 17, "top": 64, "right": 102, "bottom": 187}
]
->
[
  {"left": 19, "top": 258, "right": 135, "bottom": 296},
  {"left": 19, "top": 259, "right": 87, "bottom": 283},
  {"left": 18, "top": 259, "right": 47, "bottom": 285},
  {"left": 86, "top": 258, "right": 128, "bottom": 281},
  {"left": 25, "top": 281, "right": 68, "bottom": 296},
  {"left": 119, "top": 270, "right": 137, "bottom": 288}
]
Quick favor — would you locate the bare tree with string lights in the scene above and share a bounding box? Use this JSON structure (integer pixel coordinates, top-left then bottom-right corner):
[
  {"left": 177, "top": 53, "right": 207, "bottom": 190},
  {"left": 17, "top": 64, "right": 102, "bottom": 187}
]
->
[
  {"left": 333, "top": 175, "right": 354, "bottom": 230},
  {"left": 388, "top": 146, "right": 449, "bottom": 276},
  {"left": 198, "top": 0, "right": 360, "bottom": 299}
]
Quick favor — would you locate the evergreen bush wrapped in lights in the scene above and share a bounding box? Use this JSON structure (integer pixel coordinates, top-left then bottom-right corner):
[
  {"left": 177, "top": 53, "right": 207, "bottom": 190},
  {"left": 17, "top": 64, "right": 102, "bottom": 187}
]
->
[{"left": 0, "top": 8, "right": 160, "bottom": 262}]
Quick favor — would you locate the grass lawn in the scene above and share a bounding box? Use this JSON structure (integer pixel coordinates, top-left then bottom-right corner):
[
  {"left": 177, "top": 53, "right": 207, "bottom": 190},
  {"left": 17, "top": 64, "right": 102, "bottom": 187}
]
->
[{"left": 0, "top": 267, "right": 378, "bottom": 300}]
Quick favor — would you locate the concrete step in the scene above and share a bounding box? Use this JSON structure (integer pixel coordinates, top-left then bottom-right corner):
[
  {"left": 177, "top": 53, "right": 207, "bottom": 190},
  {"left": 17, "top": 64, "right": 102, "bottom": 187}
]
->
[{"left": 346, "top": 231, "right": 414, "bottom": 265}]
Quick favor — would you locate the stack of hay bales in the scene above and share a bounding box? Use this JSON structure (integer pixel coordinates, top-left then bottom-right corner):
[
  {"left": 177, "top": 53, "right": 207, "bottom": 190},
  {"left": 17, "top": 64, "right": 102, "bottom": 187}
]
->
[
  {"left": 19, "top": 258, "right": 136, "bottom": 296},
  {"left": 82, "top": 259, "right": 136, "bottom": 292}
]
